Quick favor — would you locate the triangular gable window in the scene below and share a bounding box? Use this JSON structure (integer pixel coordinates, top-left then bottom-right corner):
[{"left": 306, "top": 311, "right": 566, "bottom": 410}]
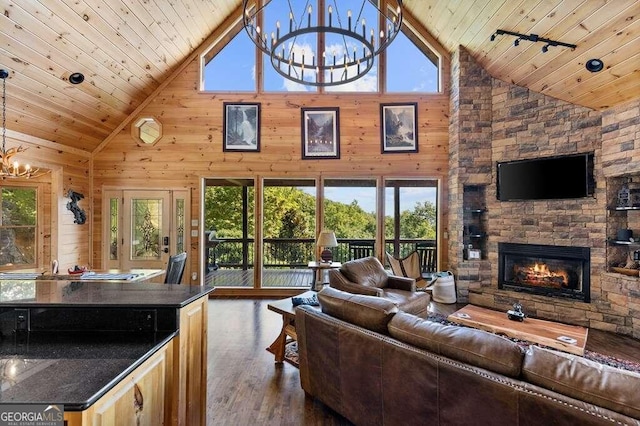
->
[
  {"left": 386, "top": 29, "right": 439, "bottom": 92},
  {"left": 203, "top": 28, "right": 256, "bottom": 92},
  {"left": 202, "top": 8, "right": 441, "bottom": 94}
]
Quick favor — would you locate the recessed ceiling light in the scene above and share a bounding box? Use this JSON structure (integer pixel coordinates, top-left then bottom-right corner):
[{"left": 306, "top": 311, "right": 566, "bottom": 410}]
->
[
  {"left": 585, "top": 59, "right": 604, "bottom": 73},
  {"left": 69, "top": 72, "right": 85, "bottom": 84}
]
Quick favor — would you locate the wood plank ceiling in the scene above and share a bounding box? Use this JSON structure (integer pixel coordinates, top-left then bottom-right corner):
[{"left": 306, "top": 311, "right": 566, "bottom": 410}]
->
[{"left": 1, "top": 0, "right": 639, "bottom": 153}]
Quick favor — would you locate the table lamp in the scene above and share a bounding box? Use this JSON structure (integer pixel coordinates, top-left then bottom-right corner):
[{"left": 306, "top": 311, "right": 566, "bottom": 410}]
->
[{"left": 317, "top": 230, "right": 338, "bottom": 263}]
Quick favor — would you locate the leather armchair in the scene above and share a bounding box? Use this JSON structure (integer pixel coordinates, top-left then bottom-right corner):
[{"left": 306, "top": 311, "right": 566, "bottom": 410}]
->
[{"left": 328, "top": 256, "right": 430, "bottom": 317}]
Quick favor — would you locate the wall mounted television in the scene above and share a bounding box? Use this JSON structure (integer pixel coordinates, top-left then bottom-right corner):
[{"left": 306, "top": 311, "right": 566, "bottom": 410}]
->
[{"left": 496, "top": 152, "right": 595, "bottom": 201}]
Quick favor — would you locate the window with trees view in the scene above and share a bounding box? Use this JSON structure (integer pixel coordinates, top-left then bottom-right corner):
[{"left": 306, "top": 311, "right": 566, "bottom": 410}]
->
[
  {"left": 1, "top": 187, "right": 37, "bottom": 269},
  {"left": 204, "top": 177, "right": 438, "bottom": 288},
  {"left": 385, "top": 179, "right": 437, "bottom": 257},
  {"left": 263, "top": 179, "right": 316, "bottom": 288}
]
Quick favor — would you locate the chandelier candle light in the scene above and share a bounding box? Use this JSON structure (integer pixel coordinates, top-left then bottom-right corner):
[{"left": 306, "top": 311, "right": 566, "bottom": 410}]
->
[
  {"left": 0, "top": 69, "right": 40, "bottom": 179},
  {"left": 243, "top": 0, "right": 404, "bottom": 87}
]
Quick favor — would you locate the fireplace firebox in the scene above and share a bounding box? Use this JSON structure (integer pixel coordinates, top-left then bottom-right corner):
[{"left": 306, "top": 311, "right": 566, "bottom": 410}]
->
[{"left": 498, "top": 243, "right": 590, "bottom": 302}]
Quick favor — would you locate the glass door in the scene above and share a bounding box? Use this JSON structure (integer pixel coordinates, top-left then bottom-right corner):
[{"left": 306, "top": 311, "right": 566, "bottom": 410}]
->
[{"left": 104, "top": 190, "right": 189, "bottom": 280}]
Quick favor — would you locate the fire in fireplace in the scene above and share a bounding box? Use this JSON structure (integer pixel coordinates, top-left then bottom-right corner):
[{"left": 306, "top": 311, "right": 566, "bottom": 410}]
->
[{"left": 498, "top": 243, "right": 590, "bottom": 302}]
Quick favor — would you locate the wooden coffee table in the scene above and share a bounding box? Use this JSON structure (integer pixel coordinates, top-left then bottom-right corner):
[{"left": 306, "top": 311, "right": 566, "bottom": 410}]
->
[
  {"left": 447, "top": 304, "right": 588, "bottom": 355},
  {"left": 266, "top": 291, "right": 319, "bottom": 363}
]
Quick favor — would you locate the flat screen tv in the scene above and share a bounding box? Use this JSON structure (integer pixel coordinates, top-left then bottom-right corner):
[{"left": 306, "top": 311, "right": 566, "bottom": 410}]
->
[{"left": 496, "top": 153, "right": 594, "bottom": 201}]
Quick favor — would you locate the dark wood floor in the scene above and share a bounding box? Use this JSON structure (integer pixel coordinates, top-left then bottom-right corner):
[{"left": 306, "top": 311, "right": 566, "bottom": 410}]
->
[{"left": 205, "top": 298, "right": 640, "bottom": 425}]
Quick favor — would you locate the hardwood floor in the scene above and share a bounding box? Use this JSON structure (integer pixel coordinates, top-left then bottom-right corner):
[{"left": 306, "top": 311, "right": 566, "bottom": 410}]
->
[
  {"left": 206, "top": 298, "right": 351, "bottom": 425},
  {"left": 206, "top": 298, "right": 640, "bottom": 425}
]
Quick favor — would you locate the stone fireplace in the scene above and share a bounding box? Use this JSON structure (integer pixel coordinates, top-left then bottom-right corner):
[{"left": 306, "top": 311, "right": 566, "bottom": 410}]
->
[{"left": 498, "top": 243, "right": 590, "bottom": 303}]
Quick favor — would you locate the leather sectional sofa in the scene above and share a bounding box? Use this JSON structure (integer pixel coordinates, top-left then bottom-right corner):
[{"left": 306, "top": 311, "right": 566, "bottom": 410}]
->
[{"left": 296, "top": 287, "right": 640, "bottom": 425}]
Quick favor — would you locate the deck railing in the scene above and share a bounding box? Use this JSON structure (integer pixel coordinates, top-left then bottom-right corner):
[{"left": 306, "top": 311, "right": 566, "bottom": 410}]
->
[{"left": 205, "top": 238, "right": 437, "bottom": 274}]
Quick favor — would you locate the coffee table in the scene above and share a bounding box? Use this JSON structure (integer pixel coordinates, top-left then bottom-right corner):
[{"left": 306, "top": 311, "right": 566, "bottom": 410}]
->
[
  {"left": 447, "top": 304, "right": 588, "bottom": 355},
  {"left": 266, "top": 291, "right": 319, "bottom": 363}
]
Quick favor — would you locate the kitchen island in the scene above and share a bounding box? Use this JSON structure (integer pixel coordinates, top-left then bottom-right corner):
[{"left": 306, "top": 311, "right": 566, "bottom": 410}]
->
[{"left": 0, "top": 280, "right": 214, "bottom": 425}]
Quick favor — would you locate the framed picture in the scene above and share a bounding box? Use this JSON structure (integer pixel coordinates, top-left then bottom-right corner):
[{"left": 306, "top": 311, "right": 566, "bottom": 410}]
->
[
  {"left": 380, "top": 103, "right": 418, "bottom": 153},
  {"left": 223, "top": 103, "right": 260, "bottom": 152},
  {"left": 301, "top": 107, "right": 340, "bottom": 159}
]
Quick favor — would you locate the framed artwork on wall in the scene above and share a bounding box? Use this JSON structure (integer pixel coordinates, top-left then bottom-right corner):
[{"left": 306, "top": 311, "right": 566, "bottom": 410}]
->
[
  {"left": 380, "top": 103, "right": 418, "bottom": 153},
  {"left": 301, "top": 107, "right": 340, "bottom": 159},
  {"left": 223, "top": 102, "right": 261, "bottom": 152}
]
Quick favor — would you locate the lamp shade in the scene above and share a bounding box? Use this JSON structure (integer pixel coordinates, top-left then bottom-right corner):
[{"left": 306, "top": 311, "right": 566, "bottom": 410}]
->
[
  {"left": 317, "top": 231, "right": 338, "bottom": 248},
  {"left": 317, "top": 230, "right": 338, "bottom": 263}
]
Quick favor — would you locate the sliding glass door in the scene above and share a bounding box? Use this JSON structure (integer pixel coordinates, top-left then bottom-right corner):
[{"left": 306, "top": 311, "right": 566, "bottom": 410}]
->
[
  {"left": 262, "top": 179, "right": 316, "bottom": 288},
  {"left": 323, "top": 179, "right": 377, "bottom": 261},
  {"left": 384, "top": 179, "right": 438, "bottom": 271},
  {"left": 203, "top": 179, "right": 255, "bottom": 288}
]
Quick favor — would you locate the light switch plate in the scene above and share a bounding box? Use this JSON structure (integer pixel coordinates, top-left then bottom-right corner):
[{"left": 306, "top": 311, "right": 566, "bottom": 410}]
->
[
  {"left": 191, "top": 219, "right": 198, "bottom": 227},
  {"left": 191, "top": 230, "right": 198, "bottom": 237}
]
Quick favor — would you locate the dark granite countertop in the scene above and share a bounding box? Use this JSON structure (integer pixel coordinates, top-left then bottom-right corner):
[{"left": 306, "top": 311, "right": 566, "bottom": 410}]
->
[
  {"left": 0, "top": 280, "right": 214, "bottom": 308},
  {"left": 0, "top": 282, "right": 214, "bottom": 410},
  {"left": 0, "top": 330, "right": 175, "bottom": 410}
]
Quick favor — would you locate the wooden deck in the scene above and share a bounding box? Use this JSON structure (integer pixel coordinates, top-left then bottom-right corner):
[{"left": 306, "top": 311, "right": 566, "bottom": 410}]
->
[{"left": 205, "top": 268, "right": 315, "bottom": 288}]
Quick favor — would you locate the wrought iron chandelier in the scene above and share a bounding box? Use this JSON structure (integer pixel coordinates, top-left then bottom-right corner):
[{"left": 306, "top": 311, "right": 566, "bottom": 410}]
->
[
  {"left": 1, "top": 69, "right": 40, "bottom": 179},
  {"left": 242, "top": 0, "right": 404, "bottom": 87}
]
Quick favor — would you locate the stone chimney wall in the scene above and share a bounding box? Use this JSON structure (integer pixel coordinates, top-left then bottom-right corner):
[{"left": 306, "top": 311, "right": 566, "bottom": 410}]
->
[{"left": 449, "top": 46, "right": 640, "bottom": 338}]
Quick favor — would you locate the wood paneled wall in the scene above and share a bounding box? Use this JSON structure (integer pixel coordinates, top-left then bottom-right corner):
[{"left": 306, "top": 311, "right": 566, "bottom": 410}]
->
[
  {"left": 92, "top": 58, "right": 451, "bottom": 282},
  {"left": 3, "top": 130, "right": 91, "bottom": 272}
]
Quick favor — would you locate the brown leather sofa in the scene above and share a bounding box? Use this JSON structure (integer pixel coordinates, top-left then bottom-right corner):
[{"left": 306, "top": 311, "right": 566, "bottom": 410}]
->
[
  {"left": 296, "top": 287, "right": 640, "bottom": 426},
  {"left": 328, "top": 256, "right": 430, "bottom": 317}
]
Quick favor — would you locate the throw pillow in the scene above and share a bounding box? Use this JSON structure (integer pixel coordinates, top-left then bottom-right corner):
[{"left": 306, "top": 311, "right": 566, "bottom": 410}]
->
[{"left": 386, "top": 251, "right": 422, "bottom": 281}]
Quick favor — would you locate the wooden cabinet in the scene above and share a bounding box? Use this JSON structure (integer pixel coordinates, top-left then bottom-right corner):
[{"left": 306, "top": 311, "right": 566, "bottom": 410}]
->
[
  {"left": 172, "top": 294, "right": 208, "bottom": 426},
  {"left": 65, "top": 339, "right": 173, "bottom": 426},
  {"left": 63, "top": 293, "right": 209, "bottom": 426}
]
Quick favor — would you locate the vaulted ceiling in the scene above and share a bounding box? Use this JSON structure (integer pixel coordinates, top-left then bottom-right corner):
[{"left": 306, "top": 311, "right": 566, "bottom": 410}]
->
[{"left": 1, "top": 0, "right": 639, "bottom": 153}]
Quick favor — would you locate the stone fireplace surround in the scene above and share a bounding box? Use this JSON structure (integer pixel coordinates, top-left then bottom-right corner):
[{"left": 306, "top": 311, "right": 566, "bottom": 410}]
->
[{"left": 448, "top": 47, "right": 640, "bottom": 339}]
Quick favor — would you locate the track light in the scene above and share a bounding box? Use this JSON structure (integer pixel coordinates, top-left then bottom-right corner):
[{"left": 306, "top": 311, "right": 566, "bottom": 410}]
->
[{"left": 490, "top": 29, "right": 576, "bottom": 51}]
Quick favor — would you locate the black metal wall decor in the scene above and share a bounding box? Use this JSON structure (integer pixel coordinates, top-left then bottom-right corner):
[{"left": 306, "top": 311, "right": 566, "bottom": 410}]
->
[
  {"left": 66, "top": 190, "right": 86, "bottom": 225},
  {"left": 490, "top": 29, "right": 576, "bottom": 52}
]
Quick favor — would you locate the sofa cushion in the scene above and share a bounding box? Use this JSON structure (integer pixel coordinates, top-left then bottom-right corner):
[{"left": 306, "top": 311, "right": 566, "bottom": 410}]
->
[
  {"left": 317, "top": 286, "right": 398, "bottom": 334},
  {"left": 388, "top": 311, "right": 524, "bottom": 378},
  {"left": 523, "top": 345, "right": 640, "bottom": 420},
  {"left": 381, "top": 288, "right": 429, "bottom": 318},
  {"left": 340, "top": 257, "right": 389, "bottom": 288}
]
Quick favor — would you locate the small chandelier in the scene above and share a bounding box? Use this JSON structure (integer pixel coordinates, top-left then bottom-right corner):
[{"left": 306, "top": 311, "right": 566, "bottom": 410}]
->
[
  {"left": 1, "top": 69, "right": 40, "bottom": 179},
  {"left": 242, "top": 0, "right": 404, "bottom": 87}
]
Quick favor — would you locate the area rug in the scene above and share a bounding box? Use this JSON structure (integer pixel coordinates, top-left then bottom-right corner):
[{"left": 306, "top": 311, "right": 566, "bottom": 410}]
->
[
  {"left": 284, "top": 341, "right": 299, "bottom": 367},
  {"left": 281, "top": 316, "right": 640, "bottom": 373}
]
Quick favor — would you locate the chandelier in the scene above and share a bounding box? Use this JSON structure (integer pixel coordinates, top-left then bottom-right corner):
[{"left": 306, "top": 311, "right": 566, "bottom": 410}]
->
[
  {"left": 242, "top": 0, "right": 404, "bottom": 87},
  {"left": 1, "top": 69, "right": 40, "bottom": 179}
]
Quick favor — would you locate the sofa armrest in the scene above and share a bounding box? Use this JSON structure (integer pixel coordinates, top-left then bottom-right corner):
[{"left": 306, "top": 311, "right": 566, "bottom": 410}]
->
[
  {"left": 328, "top": 269, "right": 383, "bottom": 296},
  {"left": 386, "top": 275, "right": 416, "bottom": 292}
]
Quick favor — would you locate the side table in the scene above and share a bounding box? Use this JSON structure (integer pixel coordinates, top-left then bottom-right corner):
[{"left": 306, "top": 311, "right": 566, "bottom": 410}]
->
[
  {"left": 307, "top": 261, "right": 342, "bottom": 291},
  {"left": 266, "top": 291, "right": 319, "bottom": 363}
]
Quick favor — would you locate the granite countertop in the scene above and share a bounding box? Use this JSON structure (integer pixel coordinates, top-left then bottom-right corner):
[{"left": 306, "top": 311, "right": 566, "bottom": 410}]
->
[
  {"left": 0, "top": 282, "right": 214, "bottom": 410},
  {"left": 0, "top": 330, "right": 175, "bottom": 410},
  {"left": 0, "top": 280, "right": 215, "bottom": 307}
]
